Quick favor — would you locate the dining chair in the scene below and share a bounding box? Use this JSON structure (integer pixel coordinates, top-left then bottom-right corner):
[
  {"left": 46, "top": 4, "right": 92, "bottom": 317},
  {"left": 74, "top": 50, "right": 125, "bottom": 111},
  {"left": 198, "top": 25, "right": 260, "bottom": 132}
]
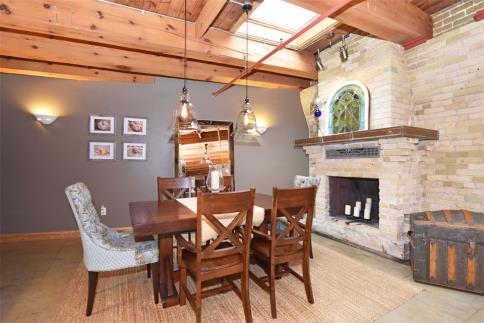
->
[
  {"left": 249, "top": 186, "right": 317, "bottom": 319},
  {"left": 157, "top": 176, "right": 193, "bottom": 200},
  {"left": 223, "top": 175, "right": 234, "bottom": 192},
  {"left": 65, "top": 182, "right": 159, "bottom": 316},
  {"left": 176, "top": 189, "right": 256, "bottom": 323},
  {"left": 293, "top": 175, "right": 321, "bottom": 259}
]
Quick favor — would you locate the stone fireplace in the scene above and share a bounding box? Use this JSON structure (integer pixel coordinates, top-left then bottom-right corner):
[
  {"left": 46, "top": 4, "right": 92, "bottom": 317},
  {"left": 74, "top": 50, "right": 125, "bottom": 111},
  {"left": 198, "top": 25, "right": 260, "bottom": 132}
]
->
[{"left": 299, "top": 132, "right": 439, "bottom": 260}]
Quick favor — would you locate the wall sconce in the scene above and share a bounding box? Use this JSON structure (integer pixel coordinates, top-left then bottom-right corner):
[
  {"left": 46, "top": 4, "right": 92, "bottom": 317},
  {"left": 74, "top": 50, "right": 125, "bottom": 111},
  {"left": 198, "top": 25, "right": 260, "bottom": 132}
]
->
[
  {"left": 256, "top": 119, "right": 269, "bottom": 135},
  {"left": 35, "top": 114, "right": 57, "bottom": 125},
  {"left": 257, "top": 125, "right": 268, "bottom": 135}
]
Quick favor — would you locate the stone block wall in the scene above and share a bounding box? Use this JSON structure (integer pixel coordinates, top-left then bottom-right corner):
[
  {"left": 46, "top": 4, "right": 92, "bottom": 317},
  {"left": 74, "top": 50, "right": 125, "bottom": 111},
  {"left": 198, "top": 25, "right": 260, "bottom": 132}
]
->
[
  {"left": 406, "top": 19, "right": 484, "bottom": 212},
  {"left": 298, "top": 5, "right": 483, "bottom": 258},
  {"left": 308, "top": 34, "right": 413, "bottom": 134},
  {"left": 433, "top": 0, "right": 483, "bottom": 36}
]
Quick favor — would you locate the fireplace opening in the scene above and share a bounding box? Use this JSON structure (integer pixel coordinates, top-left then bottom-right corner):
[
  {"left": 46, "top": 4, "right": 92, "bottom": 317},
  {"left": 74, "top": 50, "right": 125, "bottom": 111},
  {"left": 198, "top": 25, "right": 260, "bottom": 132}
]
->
[{"left": 329, "top": 176, "right": 380, "bottom": 225}]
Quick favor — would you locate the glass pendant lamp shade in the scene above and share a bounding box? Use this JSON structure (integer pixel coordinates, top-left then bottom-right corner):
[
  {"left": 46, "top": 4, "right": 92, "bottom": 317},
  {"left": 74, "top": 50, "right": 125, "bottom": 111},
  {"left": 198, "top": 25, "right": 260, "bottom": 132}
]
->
[
  {"left": 176, "top": 87, "right": 199, "bottom": 130},
  {"left": 200, "top": 143, "right": 213, "bottom": 165},
  {"left": 235, "top": 98, "right": 260, "bottom": 136},
  {"left": 206, "top": 164, "right": 225, "bottom": 192}
]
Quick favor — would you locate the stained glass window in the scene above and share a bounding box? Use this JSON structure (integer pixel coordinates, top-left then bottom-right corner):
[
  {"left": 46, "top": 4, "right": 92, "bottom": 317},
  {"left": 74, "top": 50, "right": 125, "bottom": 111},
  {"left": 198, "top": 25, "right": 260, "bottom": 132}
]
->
[{"left": 326, "top": 81, "right": 369, "bottom": 135}]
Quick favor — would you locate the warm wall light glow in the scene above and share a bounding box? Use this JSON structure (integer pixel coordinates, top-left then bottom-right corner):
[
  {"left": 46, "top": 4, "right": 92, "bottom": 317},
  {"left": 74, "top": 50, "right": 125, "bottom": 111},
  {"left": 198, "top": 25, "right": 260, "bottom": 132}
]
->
[
  {"left": 256, "top": 117, "right": 269, "bottom": 135},
  {"left": 27, "top": 102, "right": 61, "bottom": 126},
  {"left": 34, "top": 114, "right": 57, "bottom": 125}
]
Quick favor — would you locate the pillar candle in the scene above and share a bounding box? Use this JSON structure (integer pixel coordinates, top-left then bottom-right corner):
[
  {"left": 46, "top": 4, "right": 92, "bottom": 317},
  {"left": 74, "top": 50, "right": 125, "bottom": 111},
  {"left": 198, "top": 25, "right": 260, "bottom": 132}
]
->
[
  {"left": 353, "top": 206, "right": 360, "bottom": 217},
  {"left": 345, "top": 205, "right": 351, "bottom": 215},
  {"left": 211, "top": 170, "right": 220, "bottom": 190},
  {"left": 364, "top": 207, "right": 371, "bottom": 220}
]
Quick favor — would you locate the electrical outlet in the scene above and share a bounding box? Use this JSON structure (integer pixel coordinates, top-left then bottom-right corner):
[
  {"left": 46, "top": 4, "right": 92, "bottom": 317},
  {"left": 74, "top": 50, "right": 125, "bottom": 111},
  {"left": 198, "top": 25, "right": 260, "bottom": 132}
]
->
[{"left": 100, "top": 205, "right": 107, "bottom": 216}]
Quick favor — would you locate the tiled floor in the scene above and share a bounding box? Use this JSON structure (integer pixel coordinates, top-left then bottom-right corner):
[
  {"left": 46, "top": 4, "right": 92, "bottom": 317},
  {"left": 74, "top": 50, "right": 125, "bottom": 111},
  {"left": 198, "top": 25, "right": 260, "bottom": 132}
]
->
[{"left": 0, "top": 235, "right": 482, "bottom": 322}]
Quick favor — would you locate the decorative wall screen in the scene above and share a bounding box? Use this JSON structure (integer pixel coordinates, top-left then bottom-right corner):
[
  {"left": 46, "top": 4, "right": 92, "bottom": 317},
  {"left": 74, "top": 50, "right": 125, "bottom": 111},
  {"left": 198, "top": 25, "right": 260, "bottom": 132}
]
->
[{"left": 325, "top": 81, "right": 369, "bottom": 135}]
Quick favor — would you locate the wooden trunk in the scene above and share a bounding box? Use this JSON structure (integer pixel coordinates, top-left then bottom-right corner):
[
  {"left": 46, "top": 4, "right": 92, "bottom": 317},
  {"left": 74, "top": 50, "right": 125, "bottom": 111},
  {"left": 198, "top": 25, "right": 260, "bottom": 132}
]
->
[{"left": 408, "top": 210, "right": 484, "bottom": 294}]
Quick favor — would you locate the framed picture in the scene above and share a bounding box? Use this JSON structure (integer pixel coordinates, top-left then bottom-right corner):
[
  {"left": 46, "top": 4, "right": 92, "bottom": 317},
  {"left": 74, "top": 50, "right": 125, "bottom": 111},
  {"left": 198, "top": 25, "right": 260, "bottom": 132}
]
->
[
  {"left": 123, "top": 117, "right": 147, "bottom": 136},
  {"left": 123, "top": 142, "right": 146, "bottom": 160},
  {"left": 89, "top": 115, "right": 115, "bottom": 134},
  {"left": 89, "top": 142, "right": 115, "bottom": 160}
]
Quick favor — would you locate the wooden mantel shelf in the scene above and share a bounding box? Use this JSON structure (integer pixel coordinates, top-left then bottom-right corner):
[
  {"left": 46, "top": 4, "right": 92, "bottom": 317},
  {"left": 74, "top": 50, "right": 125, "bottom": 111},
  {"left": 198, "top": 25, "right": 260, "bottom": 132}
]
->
[{"left": 294, "top": 126, "right": 439, "bottom": 147}]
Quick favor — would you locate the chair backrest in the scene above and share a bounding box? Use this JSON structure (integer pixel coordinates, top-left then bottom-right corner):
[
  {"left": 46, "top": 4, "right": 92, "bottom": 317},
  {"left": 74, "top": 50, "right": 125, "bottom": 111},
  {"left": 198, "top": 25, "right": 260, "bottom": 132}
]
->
[
  {"left": 223, "top": 175, "right": 234, "bottom": 192},
  {"left": 65, "top": 182, "right": 108, "bottom": 244},
  {"left": 270, "top": 186, "right": 317, "bottom": 249},
  {"left": 157, "top": 177, "right": 192, "bottom": 201},
  {"left": 294, "top": 175, "right": 321, "bottom": 188},
  {"left": 196, "top": 189, "right": 255, "bottom": 262}
]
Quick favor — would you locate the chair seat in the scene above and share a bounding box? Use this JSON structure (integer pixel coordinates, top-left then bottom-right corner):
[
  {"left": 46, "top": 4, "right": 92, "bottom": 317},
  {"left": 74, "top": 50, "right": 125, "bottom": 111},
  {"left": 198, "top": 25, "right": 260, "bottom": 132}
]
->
[
  {"left": 182, "top": 248, "right": 243, "bottom": 273},
  {"left": 251, "top": 237, "right": 303, "bottom": 259}
]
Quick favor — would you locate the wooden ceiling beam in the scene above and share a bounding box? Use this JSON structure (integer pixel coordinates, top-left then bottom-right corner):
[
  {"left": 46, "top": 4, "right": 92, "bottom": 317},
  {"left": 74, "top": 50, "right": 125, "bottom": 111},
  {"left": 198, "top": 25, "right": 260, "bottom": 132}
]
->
[
  {"left": 195, "top": 0, "right": 227, "bottom": 38},
  {"left": 285, "top": 0, "right": 433, "bottom": 44},
  {"left": 0, "top": 0, "right": 316, "bottom": 80},
  {"left": 0, "top": 56, "right": 155, "bottom": 83},
  {"left": 0, "top": 30, "right": 309, "bottom": 90},
  {"left": 228, "top": 1, "right": 262, "bottom": 33}
]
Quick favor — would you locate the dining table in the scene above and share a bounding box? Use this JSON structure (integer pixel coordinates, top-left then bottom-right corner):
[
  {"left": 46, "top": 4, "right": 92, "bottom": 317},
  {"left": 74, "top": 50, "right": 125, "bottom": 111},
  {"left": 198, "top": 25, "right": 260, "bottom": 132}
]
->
[{"left": 129, "top": 193, "right": 273, "bottom": 308}]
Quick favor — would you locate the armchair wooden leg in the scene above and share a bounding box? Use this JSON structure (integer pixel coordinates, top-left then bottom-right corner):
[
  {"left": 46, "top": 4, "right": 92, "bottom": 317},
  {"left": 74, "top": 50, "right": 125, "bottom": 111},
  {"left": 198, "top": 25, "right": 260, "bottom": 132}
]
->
[
  {"left": 195, "top": 278, "right": 202, "bottom": 323},
  {"left": 151, "top": 262, "right": 159, "bottom": 304},
  {"left": 86, "top": 271, "right": 98, "bottom": 316},
  {"left": 303, "top": 252, "right": 314, "bottom": 304},
  {"left": 241, "top": 270, "right": 253, "bottom": 323},
  {"left": 147, "top": 264, "right": 151, "bottom": 279},
  {"left": 269, "top": 264, "right": 277, "bottom": 319},
  {"left": 178, "top": 245, "right": 187, "bottom": 306}
]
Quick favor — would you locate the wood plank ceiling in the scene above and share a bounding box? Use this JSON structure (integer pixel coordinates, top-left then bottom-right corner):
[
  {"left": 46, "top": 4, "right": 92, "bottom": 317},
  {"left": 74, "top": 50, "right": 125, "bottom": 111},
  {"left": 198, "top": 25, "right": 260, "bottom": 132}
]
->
[{"left": 0, "top": 0, "right": 461, "bottom": 86}]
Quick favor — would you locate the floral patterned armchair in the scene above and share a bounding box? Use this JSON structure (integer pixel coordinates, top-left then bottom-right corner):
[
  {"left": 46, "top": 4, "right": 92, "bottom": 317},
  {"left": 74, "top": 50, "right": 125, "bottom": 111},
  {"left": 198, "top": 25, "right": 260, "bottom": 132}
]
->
[{"left": 65, "top": 182, "right": 159, "bottom": 315}]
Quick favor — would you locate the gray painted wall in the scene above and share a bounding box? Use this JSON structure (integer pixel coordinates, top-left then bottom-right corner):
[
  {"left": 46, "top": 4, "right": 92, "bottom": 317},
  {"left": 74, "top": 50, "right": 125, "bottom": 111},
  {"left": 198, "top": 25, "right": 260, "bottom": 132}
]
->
[{"left": 0, "top": 74, "right": 308, "bottom": 233}]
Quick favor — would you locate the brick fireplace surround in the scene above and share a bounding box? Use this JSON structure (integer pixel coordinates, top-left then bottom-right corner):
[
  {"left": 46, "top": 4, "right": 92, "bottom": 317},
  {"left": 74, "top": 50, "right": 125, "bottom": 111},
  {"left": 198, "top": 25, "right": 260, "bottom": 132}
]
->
[
  {"left": 297, "top": 128, "right": 438, "bottom": 260},
  {"left": 298, "top": 11, "right": 483, "bottom": 260}
]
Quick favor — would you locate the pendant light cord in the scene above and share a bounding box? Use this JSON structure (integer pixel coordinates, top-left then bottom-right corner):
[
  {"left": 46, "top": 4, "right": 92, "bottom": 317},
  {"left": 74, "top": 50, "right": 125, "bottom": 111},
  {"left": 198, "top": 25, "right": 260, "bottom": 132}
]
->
[
  {"left": 183, "top": 0, "right": 187, "bottom": 91},
  {"left": 245, "top": 9, "right": 249, "bottom": 102}
]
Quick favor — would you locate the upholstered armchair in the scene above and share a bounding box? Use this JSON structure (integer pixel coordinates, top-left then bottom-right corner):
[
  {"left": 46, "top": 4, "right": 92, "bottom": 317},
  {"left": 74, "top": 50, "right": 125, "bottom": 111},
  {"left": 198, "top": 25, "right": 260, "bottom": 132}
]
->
[
  {"left": 65, "top": 182, "right": 159, "bottom": 316},
  {"left": 294, "top": 175, "right": 321, "bottom": 258}
]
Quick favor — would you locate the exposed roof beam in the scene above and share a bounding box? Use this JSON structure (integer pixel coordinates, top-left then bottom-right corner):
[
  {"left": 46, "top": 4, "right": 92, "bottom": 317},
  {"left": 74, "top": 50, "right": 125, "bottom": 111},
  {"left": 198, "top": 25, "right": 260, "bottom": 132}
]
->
[
  {"left": 195, "top": 0, "right": 227, "bottom": 38},
  {"left": 0, "top": 56, "right": 155, "bottom": 83},
  {"left": 0, "top": 30, "right": 309, "bottom": 90},
  {"left": 285, "top": 0, "right": 433, "bottom": 44},
  {"left": 228, "top": 1, "right": 263, "bottom": 33},
  {"left": 0, "top": 0, "right": 316, "bottom": 80}
]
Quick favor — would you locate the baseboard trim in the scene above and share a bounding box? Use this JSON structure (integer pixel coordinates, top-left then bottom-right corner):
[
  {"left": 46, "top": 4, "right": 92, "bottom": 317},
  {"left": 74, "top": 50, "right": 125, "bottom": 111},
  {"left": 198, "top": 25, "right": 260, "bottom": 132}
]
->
[{"left": 0, "top": 226, "right": 131, "bottom": 243}]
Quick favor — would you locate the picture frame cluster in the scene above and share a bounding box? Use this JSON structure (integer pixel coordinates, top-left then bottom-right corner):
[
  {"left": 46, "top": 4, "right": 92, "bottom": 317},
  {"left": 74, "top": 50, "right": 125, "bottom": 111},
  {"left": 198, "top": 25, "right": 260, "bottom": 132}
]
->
[{"left": 88, "top": 115, "right": 147, "bottom": 161}]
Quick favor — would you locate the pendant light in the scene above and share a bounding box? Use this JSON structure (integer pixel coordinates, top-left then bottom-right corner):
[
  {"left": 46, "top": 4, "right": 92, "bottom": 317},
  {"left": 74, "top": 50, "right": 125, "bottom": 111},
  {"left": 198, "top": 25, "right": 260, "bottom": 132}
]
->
[
  {"left": 234, "top": 5, "right": 261, "bottom": 138},
  {"left": 175, "top": 0, "right": 199, "bottom": 131}
]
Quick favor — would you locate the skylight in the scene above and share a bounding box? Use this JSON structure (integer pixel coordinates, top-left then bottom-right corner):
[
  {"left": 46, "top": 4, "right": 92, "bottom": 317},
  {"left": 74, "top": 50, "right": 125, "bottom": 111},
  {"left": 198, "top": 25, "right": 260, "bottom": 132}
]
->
[
  {"left": 235, "top": 0, "right": 338, "bottom": 50},
  {"left": 249, "top": 0, "right": 318, "bottom": 32}
]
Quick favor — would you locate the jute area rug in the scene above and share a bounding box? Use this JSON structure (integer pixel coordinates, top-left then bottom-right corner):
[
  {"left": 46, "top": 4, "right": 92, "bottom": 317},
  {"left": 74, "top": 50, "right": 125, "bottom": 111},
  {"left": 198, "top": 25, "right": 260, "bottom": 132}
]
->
[{"left": 54, "top": 243, "right": 422, "bottom": 323}]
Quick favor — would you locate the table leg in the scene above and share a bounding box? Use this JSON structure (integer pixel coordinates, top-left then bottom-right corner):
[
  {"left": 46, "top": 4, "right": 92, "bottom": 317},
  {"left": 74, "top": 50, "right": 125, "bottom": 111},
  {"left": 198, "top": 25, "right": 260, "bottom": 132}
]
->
[{"left": 158, "top": 233, "right": 179, "bottom": 308}]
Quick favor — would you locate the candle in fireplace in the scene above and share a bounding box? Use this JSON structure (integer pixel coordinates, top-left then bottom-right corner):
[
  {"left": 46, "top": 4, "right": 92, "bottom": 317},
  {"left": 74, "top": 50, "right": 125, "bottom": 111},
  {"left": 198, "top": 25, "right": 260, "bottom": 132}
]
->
[
  {"left": 364, "top": 198, "right": 372, "bottom": 220},
  {"left": 345, "top": 205, "right": 351, "bottom": 215},
  {"left": 354, "top": 206, "right": 360, "bottom": 217}
]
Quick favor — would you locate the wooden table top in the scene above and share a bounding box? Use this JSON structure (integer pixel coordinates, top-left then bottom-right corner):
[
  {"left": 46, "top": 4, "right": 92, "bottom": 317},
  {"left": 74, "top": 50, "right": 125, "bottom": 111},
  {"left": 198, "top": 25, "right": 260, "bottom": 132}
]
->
[{"left": 130, "top": 193, "right": 272, "bottom": 239}]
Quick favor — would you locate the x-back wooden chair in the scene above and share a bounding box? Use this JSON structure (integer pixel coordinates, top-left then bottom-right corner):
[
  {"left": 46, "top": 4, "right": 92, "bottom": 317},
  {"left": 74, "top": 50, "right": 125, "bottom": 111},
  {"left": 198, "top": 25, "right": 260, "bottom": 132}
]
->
[
  {"left": 157, "top": 176, "right": 192, "bottom": 201},
  {"left": 249, "top": 186, "right": 317, "bottom": 319},
  {"left": 176, "top": 189, "right": 256, "bottom": 323},
  {"left": 223, "top": 175, "right": 234, "bottom": 192}
]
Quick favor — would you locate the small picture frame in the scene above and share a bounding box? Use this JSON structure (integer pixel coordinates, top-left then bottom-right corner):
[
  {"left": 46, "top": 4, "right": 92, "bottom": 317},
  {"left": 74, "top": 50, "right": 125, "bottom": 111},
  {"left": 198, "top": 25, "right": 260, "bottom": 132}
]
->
[
  {"left": 123, "top": 142, "right": 146, "bottom": 160},
  {"left": 123, "top": 117, "right": 147, "bottom": 136},
  {"left": 89, "top": 115, "right": 115, "bottom": 134},
  {"left": 89, "top": 141, "right": 115, "bottom": 160}
]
